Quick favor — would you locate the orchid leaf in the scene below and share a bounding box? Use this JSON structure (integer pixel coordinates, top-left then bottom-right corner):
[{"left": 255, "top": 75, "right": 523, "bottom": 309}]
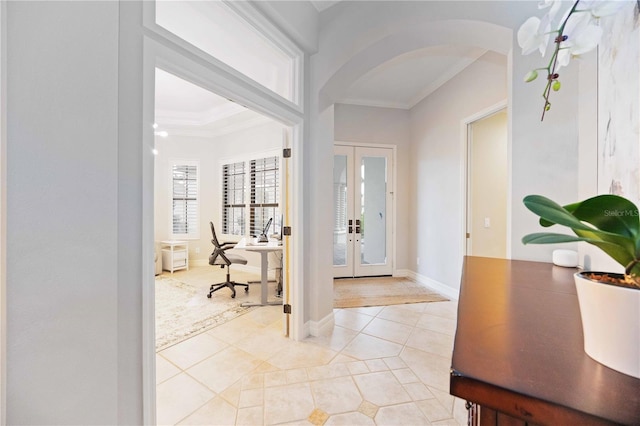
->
[
  {"left": 571, "top": 195, "right": 639, "bottom": 238},
  {"left": 523, "top": 195, "right": 596, "bottom": 231}
]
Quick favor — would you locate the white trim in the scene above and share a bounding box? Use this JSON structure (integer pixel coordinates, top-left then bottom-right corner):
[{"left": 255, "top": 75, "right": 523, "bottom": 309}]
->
[
  {"left": 459, "top": 100, "right": 509, "bottom": 260},
  {"left": 406, "top": 270, "right": 460, "bottom": 301},
  {"left": 0, "top": 0, "right": 6, "bottom": 421},
  {"left": 142, "top": 2, "right": 303, "bottom": 113},
  {"left": 142, "top": 15, "right": 307, "bottom": 420},
  {"left": 308, "top": 311, "right": 335, "bottom": 337},
  {"left": 393, "top": 269, "right": 411, "bottom": 278}
]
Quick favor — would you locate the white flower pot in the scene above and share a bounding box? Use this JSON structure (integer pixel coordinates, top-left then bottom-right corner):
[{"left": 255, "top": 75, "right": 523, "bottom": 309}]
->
[{"left": 574, "top": 272, "right": 640, "bottom": 378}]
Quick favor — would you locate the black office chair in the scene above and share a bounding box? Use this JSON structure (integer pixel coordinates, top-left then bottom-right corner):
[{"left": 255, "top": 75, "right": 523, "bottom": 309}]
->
[{"left": 207, "top": 222, "right": 249, "bottom": 299}]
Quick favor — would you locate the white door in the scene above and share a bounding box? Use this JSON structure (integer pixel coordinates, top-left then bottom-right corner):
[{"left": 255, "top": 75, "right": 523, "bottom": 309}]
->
[{"left": 333, "top": 145, "right": 393, "bottom": 278}]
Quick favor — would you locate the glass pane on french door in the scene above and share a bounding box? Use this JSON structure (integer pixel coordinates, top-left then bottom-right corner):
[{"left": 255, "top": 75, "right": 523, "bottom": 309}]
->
[
  {"left": 359, "top": 155, "right": 387, "bottom": 266},
  {"left": 333, "top": 154, "right": 348, "bottom": 267}
]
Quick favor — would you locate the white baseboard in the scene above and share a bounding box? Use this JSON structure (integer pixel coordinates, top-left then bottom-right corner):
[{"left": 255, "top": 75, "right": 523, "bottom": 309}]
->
[
  {"left": 308, "top": 311, "right": 335, "bottom": 337},
  {"left": 393, "top": 269, "right": 411, "bottom": 278},
  {"left": 404, "top": 270, "right": 460, "bottom": 301}
]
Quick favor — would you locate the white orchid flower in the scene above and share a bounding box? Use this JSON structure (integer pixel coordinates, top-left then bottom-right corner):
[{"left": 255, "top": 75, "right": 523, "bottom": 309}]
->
[
  {"left": 518, "top": 15, "right": 552, "bottom": 56},
  {"left": 556, "top": 11, "right": 603, "bottom": 69},
  {"left": 538, "top": 0, "right": 563, "bottom": 21},
  {"left": 579, "top": 0, "right": 627, "bottom": 18}
]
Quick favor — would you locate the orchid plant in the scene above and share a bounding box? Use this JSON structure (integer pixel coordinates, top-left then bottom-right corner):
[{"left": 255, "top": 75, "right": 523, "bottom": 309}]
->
[{"left": 517, "top": 0, "right": 626, "bottom": 120}]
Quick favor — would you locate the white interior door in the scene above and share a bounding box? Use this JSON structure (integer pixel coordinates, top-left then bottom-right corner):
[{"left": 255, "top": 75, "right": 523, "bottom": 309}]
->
[{"left": 333, "top": 145, "right": 393, "bottom": 278}]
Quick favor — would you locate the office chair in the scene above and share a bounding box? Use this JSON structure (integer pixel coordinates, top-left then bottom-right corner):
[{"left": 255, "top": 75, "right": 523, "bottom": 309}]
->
[{"left": 206, "top": 222, "right": 249, "bottom": 299}]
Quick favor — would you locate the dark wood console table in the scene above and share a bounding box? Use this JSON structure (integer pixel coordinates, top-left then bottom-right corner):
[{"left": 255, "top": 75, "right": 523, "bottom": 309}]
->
[{"left": 450, "top": 256, "right": 640, "bottom": 425}]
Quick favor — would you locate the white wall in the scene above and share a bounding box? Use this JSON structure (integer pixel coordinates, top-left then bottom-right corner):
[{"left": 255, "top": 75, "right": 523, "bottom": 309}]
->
[
  {"left": 154, "top": 121, "right": 283, "bottom": 268},
  {"left": 409, "top": 51, "right": 508, "bottom": 291},
  {"left": 5, "top": 1, "right": 144, "bottom": 423},
  {"left": 333, "top": 104, "right": 411, "bottom": 270}
]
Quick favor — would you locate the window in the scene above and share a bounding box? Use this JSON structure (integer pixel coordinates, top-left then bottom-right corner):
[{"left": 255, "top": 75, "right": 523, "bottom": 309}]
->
[
  {"left": 171, "top": 161, "right": 199, "bottom": 238},
  {"left": 221, "top": 154, "right": 280, "bottom": 236},
  {"left": 222, "top": 161, "right": 245, "bottom": 235}
]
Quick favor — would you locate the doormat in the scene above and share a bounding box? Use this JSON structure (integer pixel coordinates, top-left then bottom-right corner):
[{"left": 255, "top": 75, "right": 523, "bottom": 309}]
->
[{"left": 334, "top": 276, "right": 448, "bottom": 308}]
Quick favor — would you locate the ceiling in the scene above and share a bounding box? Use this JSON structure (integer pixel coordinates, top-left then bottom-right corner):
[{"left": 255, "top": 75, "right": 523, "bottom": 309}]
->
[{"left": 154, "top": 1, "right": 490, "bottom": 135}]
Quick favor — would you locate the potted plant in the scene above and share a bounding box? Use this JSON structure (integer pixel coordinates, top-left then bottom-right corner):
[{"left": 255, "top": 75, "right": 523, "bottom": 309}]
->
[{"left": 522, "top": 194, "right": 640, "bottom": 378}]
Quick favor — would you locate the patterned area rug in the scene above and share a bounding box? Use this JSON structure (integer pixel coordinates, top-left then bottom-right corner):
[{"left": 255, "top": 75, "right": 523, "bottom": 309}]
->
[
  {"left": 155, "top": 276, "right": 253, "bottom": 350},
  {"left": 334, "top": 276, "right": 448, "bottom": 308}
]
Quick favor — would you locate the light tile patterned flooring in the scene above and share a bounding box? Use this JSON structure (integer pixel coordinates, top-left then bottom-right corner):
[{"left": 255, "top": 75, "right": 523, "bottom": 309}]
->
[{"left": 156, "top": 275, "right": 466, "bottom": 425}]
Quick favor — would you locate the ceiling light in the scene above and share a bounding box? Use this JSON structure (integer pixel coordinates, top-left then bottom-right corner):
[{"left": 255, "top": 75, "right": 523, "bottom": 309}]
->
[
  {"left": 153, "top": 123, "right": 158, "bottom": 129},
  {"left": 152, "top": 148, "right": 159, "bottom": 156}
]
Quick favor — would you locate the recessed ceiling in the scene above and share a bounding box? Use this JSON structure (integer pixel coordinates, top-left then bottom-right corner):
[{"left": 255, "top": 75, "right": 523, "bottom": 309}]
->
[
  {"left": 340, "top": 45, "right": 488, "bottom": 109},
  {"left": 154, "top": 68, "right": 269, "bottom": 137}
]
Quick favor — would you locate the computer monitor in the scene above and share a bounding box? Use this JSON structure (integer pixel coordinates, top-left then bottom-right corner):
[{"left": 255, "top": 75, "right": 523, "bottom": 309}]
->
[{"left": 257, "top": 217, "right": 272, "bottom": 242}]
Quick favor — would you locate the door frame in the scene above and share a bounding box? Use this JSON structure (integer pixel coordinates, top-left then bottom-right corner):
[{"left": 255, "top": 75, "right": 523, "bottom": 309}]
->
[
  {"left": 460, "top": 101, "right": 511, "bottom": 260},
  {"left": 334, "top": 141, "right": 397, "bottom": 278},
  {"left": 142, "top": 6, "right": 306, "bottom": 424}
]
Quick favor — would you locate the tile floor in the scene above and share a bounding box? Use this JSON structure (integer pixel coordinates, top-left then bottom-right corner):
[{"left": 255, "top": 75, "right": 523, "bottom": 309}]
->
[{"left": 156, "top": 275, "right": 466, "bottom": 425}]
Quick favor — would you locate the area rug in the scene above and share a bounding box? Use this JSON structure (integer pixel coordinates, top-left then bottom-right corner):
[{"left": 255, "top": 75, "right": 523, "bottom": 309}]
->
[
  {"left": 334, "top": 276, "right": 448, "bottom": 308},
  {"left": 155, "top": 276, "right": 253, "bottom": 350}
]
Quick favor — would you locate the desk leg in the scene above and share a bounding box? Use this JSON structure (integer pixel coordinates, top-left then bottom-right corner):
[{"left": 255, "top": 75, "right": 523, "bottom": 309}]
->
[{"left": 242, "top": 250, "right": 282, "bottom": 307}]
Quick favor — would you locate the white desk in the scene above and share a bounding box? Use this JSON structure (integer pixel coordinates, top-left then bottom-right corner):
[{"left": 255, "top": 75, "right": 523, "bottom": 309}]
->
[{"left": 234, "top": 237, "right": 282, "bottom": 307}]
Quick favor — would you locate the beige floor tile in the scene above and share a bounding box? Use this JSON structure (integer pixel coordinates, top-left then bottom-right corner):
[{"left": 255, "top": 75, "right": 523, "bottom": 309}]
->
[
  {"left": 304, "top": 324, "right": 359, "bottom": 352},
  {"left": 416, "top": 398, "right": 453, "bottom": 422},
  {"left": 416, "top": 313, "right": 458, "bottom": 336},
  {"left": 156, "top": 373, "right": 215, "bottom": 426},
  {"left": 391, "top": 367, "right": 419, "bottom": 384},
  {"left": 404, "top": 382, "right": 435, "bottom": 400},
  {"left": 186, "top": 346, "right": 263, "bottom": 393},
  {"left": 234, "top": 325, "right": 291, "bottom": 360},
  {"left": 346, "top": 360, "right": 369, "bottom": 375},
  {"left": 238, "top": 387, "right": 263, "bottom": 408},
  {"left": 375, "top": 402, "right": 430, "bottom": 426},
  {"left": 364, "top": 359, "right": 388, "bottom": 372},
  {"left": 405, "top": 327, "right": 454, "bottom": 359},
  {"left": 400, "top": 346, "right": 451, "bottom": 392},
  {"left": 160, "top": 332, "right": 228, "bottom": 370},
  {"left": 362, "top": 315, "right": 414, "bottom": 343},
  {"left": 352, "top": 371, "right": 411, "bottom": 406},
  {"left": 342, "top": 334, "right": 403, "bottom": 360},
  {"left": 219, "top": 380, "right": 243, "bottom": 408},
  {"left": 382, "top": 356, "right": 407, "bottom": 370},
  {"left": 177, "top": 396, "right": 237, "bottom": 425},
  {"left": 241, "top": 372, "right": 263, "bottom": 390},
  {"left": 207, "top": 314, "right": 265, "bottom": 345},
  {"left": 236, "top": 406, "right": 263, "bottom": 426},
  {"left": 329, "top": 353, "right": 358, "bottom": 364},
  {"left": 348, "top": 306, "right": 384, "bottom": 316},
  {"left": 376, "top": 305, "right": 422, "bottom": 326},
  {"left": 310, "top": 376, "right": 362, "bottom": 414},
  {"left": 264, "top": 370, "right": 287, "bottom": 387},
  {"left": 325, "top": 411, "right": 375, "bottom": 425},
  {"left": 429, "top": 387, "right": 455, "bottom": 412},
  {"left": 263, "top": 382, "right": 315, "bottom": 424},
  {"left": 156, "top": 354, "right": 181, "bottom": 384},
  {"left": 307, "top": 363, "right": 350, "bottom": 380},
  {"left": 268, "top": 341, "right": 337, "bottom": 370},
  {"left": 333, "top": 310, "right": 374, "bottom": 331},
  {"left": 423, "top": 301, "right": 458, "bottom": 320},
  {"left": 286, "top": 368, "right": 309, "bottom": 384},
  {"left": 453, "top": 397, "right": 469, "bottom": 425},
  {"left": 432, "top": 419, "right": 463, "bottom": 426}
]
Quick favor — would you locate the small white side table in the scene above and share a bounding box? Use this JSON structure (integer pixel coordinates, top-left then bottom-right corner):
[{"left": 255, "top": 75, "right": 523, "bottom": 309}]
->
[{"left": 160, "top": 240, "right": 189, "bottom": 273}]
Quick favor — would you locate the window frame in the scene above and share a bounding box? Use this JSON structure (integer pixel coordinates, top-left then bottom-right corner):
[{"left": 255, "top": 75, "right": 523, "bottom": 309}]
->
[
  {"left": 169, "top": 159, "right": 200, "bottom": 240},
  {"left": 220, "top": 149, "right": 281, "bottom": 239}
]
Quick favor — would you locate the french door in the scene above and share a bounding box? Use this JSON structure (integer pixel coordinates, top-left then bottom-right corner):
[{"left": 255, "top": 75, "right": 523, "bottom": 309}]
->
[{"left": 333, "top": 145, "right": 393, "bottom": 278}]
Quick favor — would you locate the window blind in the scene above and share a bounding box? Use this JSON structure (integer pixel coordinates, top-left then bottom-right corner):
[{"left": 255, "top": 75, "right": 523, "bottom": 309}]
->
[
  {"left": 172, "top": 164, "right": 198, "bottom": 236},
  {"left": 222, "top": 161, "right": 245, "bottom": 235},
  {"left": 250, "top": 156, "right": 280, "bottom": 236}
]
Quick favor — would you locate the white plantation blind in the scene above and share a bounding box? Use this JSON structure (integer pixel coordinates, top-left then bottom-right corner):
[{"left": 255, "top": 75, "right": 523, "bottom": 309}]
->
[
  {"left": 250, "top": 156, "right": 280, "bottom": 236},
  {"left": 221, "top": 154, "right": 280, "bottom": 236},
  {"left": 222, "top": 161, "right": 245, "bottom": 235},
  {"left": 172, "top": 163, "right": 199, "bottom": 237}
]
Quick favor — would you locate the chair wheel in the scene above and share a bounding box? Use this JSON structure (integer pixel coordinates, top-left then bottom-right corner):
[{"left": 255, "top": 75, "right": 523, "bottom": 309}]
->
[
  {"left": 231, "top": 292, "right": 236, "bottom": 298},
  {"left": 245, "top": 287, "right": 249, "bottom": 292},
  {"left": 207, "top": 293, "right": 212, "bottom": 298}
]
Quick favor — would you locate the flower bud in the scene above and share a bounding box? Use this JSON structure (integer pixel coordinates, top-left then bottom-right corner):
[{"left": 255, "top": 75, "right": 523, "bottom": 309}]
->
[
  {"left": 524, "top": 70, "right": 538, "bottom": 82},
  {"left": 552, "top": 80, "right": 561, "bottom": 91}
]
